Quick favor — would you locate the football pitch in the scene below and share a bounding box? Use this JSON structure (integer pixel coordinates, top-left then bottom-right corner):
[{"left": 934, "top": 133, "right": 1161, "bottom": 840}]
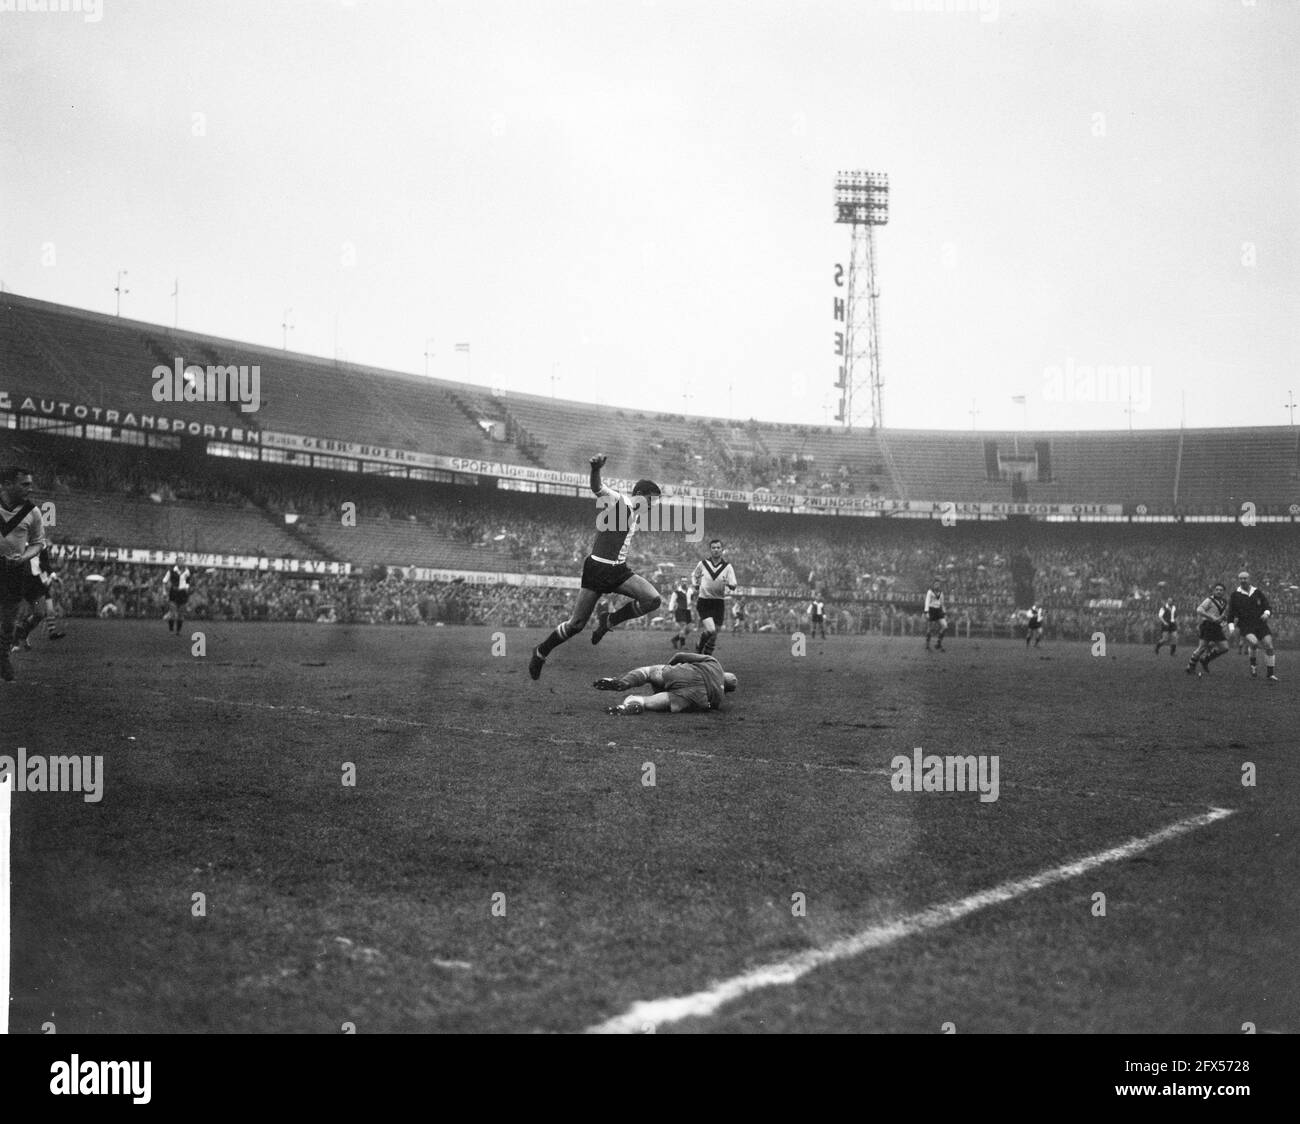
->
[{"left": 5, "top": 621, "right": 1296, "bottom": 1034}]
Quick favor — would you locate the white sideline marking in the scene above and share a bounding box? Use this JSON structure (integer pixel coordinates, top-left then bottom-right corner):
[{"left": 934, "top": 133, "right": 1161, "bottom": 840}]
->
[
  {"left": 1, "top": 772, "right": 10, "bottom": 1035},
  {"left": 587, "top": 807, "right": 1235, "bottom": 1034}
]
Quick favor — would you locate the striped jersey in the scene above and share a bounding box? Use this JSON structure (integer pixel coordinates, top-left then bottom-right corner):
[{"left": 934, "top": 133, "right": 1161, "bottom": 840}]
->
[
  {"left": 810, "top": 599, "right": 825, "bottom": 619},
  {"left": 669, "top": 587, "right": 692, "bottom": 613},
  {"left": 0, "top": 500, "right": 46, "bottom": 565},
  {"left": 1028, "top": 606, "right": 1044, "bottom": 627},
  {"left": 1159, "top": 603, "right": 1176, "bottom": 626},
  {"left": 1197, "top": 593, "right": 1227, "bottom": 621},
  {"left": 692, "top": 557, "right": 737, "bottom": 600},
  {"left": 28, "top": 545, "right": 55, "bottom": 585},
  {"left": 167, "top": 565, "right": 192, "bottom": 592},
  {"left": 924, "top": 589, "right": 945, "bottom": 612},
  {"left": 590, "top": 486, "right": 641, "bottom": 566}
]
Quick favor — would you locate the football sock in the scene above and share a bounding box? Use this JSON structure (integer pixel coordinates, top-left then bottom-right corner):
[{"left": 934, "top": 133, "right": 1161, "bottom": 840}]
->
[
  {"left": 620, "top": 666, "right": 656, "bottom": 688},
  {"left": 608, "top": 602, "right": 642, "bottom": 628},
  {"left": 1204, "top": 648, "right": 1227, "bottom": 665},
  {"left": 1266, "top": 654, "right": 1276, "bottom": 670},
  {"left": 537, "top": 621, "right": 574, "bottom": 657}
]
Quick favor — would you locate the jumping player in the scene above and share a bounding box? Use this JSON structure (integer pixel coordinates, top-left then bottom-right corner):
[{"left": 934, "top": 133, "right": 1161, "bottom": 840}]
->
[
  {"left": 924, "top": 582, "right": 947, "bottom": 651},
  {"left": 1226, "top": 570, "right": 1278, "bottom": 683},
  {"left": 0, "top": 465, "right": 46, "bottom": 682},
  {"left": 809, "top": 595, "right": 827, "bottom": 640},
  {"left": 1025, "top": 604, "right": 1045, "bottom": 647},
  {"left": 164, "top": 555, "right": 193, "bottom": 634},
  {"left": 1154, "top": 598, "right": 1177, "bottom": 656},
  {"left": 593, "top": 650, "right": 738, "bottom": 714},
  {"left": 1186, "top": 582, "right": 1231, "bottom": 677},
  {"left": 668, "top": 580, "right": 693, "bottom": 650},
  {"left": 691, "top": 538, "right": 737, "bottom": 656},
  {"left": 528, "top": 455, "right": 662, "bottom": 679}
]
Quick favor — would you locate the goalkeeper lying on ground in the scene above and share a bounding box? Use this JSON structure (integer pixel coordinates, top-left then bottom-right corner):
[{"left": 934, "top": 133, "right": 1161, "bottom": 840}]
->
[{"left": 594, "top": 651, "right": 738, "bottom": 714}]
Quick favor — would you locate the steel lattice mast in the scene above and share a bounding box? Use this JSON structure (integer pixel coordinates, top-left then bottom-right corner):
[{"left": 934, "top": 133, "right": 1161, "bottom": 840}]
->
[{"left": 834, "top": 171, "right": 889, "bottom": 430}]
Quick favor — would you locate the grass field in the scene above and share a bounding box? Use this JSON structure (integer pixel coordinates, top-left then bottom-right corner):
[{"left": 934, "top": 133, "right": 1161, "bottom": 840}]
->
[{"left": 5, "top": 619, "right": 1296, "bottom": 1034}]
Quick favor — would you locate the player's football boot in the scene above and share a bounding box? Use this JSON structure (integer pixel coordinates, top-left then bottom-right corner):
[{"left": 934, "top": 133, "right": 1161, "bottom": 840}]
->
[
  {"left": 50, "top": 632, "right": 66, "bottom": 641},
  {"left": 591, "top": 610, "right": 611, "bottom": 645},
  {"left": 592, "top": 677, "right": 625, "bottom": 691},
  {"left": 528, "top": 647, "right": 545, "bottom": 680},
  {"left": 1267, "top": 673, "right": 1279, "bottom": 683},
  {"left": 606, "top": 697, "right": 644, "bottom": 715}
]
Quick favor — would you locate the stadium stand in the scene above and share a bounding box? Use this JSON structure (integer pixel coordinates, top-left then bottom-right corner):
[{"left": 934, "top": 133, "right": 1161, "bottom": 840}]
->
[
  {"left": 6, "top": 292, "right": 1297, "bottom": 509},
  {"left": 3, "top": 291, "right": 1298, "bottom": 645}
]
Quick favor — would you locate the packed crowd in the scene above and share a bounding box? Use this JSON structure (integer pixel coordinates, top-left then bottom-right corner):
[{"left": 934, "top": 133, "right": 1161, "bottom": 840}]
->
[{"left": 13, "top": 435, "right": 1299, "bottom": 641}]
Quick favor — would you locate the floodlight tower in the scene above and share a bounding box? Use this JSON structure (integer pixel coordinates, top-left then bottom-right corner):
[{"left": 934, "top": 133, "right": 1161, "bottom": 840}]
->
[{"left": 833, "top": 170, "right": 889, "bottom": 429}]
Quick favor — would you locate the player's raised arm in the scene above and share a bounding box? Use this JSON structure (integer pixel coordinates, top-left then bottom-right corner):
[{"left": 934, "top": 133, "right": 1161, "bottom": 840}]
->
[{"left": 589, "top": 454, "right": 607, "bottom": 495}]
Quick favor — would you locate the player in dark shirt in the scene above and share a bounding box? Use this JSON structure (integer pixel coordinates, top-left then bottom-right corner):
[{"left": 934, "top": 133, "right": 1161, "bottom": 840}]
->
[
  {"left": 1185, "top": 582, "right": 1231, "bottom": 677},
  {"left": 529, "top": 455, "right": 662, "bottom": 680},
  {"left": 164, "top": 557, "right": 193, "bottom": 634},
  {"left": 1025, "top": 604, "right": 1045, "bottom": 648},
  {"left": 1154, "top": 598, "right": 1177, "bottom": 657},
  {"left": 1225, "top": 570, "right": 1277, "bottom": 682},
  {"left": 12, "top": 545, "right": 66, "bottom": 650}
]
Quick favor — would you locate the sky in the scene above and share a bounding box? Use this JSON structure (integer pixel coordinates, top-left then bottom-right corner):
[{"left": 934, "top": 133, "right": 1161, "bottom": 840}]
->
[{"left": 1, "top": 0, "right": 1297, "bottom": 432}]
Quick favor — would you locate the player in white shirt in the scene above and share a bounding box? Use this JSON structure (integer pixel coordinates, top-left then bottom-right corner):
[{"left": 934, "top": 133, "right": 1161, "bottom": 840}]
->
[
  {"left": 1025, "top": 604, "right": 1045, "bottom": 648},
  {"left": 809, "top": 596, "right": 827, "bottom": 640},
  {"left": 924, "top": 583, "right": 947, "bottom": 651},
  {"left": 668, "top": 581, "right": 694, "bottom": 650},
  {"left": 691, "top": 539, "right": 737, "bottom": 657},
  {"left": 1154, "top": 598, "right": 1177, "bottom": 656}
]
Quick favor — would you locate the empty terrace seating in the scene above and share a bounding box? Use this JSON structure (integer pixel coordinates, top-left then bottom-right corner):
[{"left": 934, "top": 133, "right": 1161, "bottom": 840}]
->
[
  {"left": 1175, "top": 428, "right": 1300, "bottom": 509},
  {"left": 51, "top": 492, "right": 307, "bottom": 557}
]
